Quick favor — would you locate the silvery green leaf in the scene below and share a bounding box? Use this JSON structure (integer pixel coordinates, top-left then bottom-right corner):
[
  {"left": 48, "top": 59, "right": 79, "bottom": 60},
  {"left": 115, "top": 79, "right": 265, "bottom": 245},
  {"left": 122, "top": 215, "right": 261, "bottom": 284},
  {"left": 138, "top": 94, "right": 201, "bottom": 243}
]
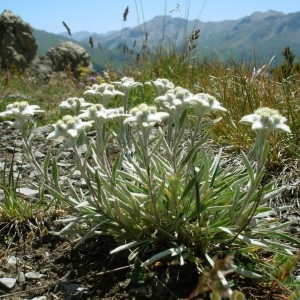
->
[
  {"left": 262, "top": 231, "right": 300, "bottom": 247},
  {"left": 66, "top": 179, "right": 80, "bottom": 202},
  {"left": 210, "top": 148, "right": 222, "bottom": 188},
  {"left": 260, "top": 141, "right": 269, "bottom": 167},
  {"left": 111, "top": 153, "right": 123, "bottom": 183},
  {"left": 151, "top": 153, "right": 173, "bottom": 173},
  {"left": 259, "top": 238, "right": 297, "bottom": 251},
  {"left": 43, "top": 149, "right": 51, "bottom": 182},
  {"left": 74, "top": 221, "right": 109, "bottom": 249},
  {"left": 205, "top": 205, "right": 232, "bottom": 212},
  {"left": 180, "top": 169, "right": 203, "bottom": 201},
  {"left": 51, "top": 158, "right": 59, "bottom": 188},
  {"left": 110, "top": 241, "right": 147, "bottom": 254},
  {"left": 240, "top": 150, "right": 255, "bottom": 185},
  {"left": 260, "top": 186, "right": 287, "bottom": 203},
  {"left": 231, "top": 264, "right": 262, "bottom": 278},
  {"left": 219, "top": 227, "right": 267, "bottom": 247},
  {"left": 230, "top": 185, "right": 241, "bottom": 219},
  {"left": 141, "top": 245, "right": 186, "bottom": 267},
  {"left": 271, "top": 205, "right": 293, "bottom": 212}
]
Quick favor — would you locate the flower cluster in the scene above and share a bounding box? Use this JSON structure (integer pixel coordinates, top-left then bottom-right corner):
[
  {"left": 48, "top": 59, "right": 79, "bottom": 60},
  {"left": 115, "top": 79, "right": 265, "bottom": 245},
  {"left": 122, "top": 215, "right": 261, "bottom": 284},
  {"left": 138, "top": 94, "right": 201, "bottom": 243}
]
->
[
  {"left": 240, "top": 107, "right": 291, "bottom": 133},
  {"left": 112, "top": 77, "right": 143, "bottom": 94},
  {"left": 155, "top": 86, "right": 193, "bottom": 116},
  {"left": 79, "top": 104, "right": 129, "bottom": 129},
  {"left": 47, "top": 115, "right": 93, "bottom": 142},
  {"left": 59, "top": 97, "right": 92, "bottom": 113},
  {"left": 0, "top": 101, "right": 44, "bottom": 128},
  {"left": 124, "top": 103, "right": 169, "bottom": 127},
  {"left": 189, "top": 93, "right": 227, "bottom": 116},
  {"left": 145, "top": 78, "right": 175, "bottom": 96},
  {"left": 84, "top": 83, "right": 124, "bottom": 105}
]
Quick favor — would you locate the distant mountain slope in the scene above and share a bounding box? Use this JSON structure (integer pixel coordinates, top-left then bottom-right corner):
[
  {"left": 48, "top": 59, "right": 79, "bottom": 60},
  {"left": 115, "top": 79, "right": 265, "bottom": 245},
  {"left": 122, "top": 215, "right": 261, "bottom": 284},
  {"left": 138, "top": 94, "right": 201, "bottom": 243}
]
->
[
  {"left": 34, "top": 10, "right": 300, "bottom": 70},
  {"left": 69, "top": 10, "right": 300, "bottom": 63},
  {"left": 34, "top": 29, "right": 73, "bottom": 55}
]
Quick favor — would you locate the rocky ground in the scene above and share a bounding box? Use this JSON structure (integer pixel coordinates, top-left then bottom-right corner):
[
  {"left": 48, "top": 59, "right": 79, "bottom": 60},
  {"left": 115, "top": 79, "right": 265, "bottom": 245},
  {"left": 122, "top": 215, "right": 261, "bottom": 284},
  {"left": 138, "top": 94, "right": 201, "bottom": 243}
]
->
[{"left": 0, "top": 121, "right": 299, "bottom": 299}]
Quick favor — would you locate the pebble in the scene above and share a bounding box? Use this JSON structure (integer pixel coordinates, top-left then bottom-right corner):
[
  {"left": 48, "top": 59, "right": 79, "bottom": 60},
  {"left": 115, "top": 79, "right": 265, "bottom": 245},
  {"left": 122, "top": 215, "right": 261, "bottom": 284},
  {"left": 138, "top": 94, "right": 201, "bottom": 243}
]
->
[
  {"left": 16, "top": 271, "right": 26, "bottom": 283},
  {"left": 34, "top": 150, "right": 46, "bottom": 159},
  {"left": 25, "top": 271, "right": 44, "bottom": 280},
  {"left": 17, "top": 187, "right": 39, "bottom": 198},
  {"left": 30, "top": 296, "right": 47, "bottom": 300},
  {"left": 56, "top": 283, "right": 89, "bottom": 299},
  {"left": 7, "top": 255, "right": 17, "bottom": 265},
  {"left": 0, "top": 277, "right": 17, "bottom": 289}
]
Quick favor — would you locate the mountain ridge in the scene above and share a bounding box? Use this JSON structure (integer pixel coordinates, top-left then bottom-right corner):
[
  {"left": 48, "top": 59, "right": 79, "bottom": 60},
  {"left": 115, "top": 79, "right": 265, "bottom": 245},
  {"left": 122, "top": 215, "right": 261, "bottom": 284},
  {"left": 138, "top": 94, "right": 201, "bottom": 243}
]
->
[{"left": 33, "top": 10, "right": 300, "bottom": 71}]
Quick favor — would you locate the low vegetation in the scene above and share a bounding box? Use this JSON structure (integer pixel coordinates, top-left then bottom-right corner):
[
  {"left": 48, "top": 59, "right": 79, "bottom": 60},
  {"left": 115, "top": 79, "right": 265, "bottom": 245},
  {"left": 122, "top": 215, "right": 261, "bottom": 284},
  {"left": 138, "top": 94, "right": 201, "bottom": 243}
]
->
[{"left": 0, "top": 5, "right": 300, "bottom": 300}]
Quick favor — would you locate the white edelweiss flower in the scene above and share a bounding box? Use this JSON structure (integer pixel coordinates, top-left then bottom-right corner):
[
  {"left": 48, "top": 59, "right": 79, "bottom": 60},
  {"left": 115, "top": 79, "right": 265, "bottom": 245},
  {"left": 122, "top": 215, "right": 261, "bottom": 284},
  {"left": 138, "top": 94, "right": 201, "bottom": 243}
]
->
[
  {"left": 78, "top": 104, "right": 129, "bottom": 128},
  {"left": 47, "top": 115, "right": 93, "bottom": 141},
  {"left": 59, "top": 97, "right": 92, "bottom": 112},
  {"left": 240, "top": 107, "right": 291, "bottom": 133},
  {"left": 155, "top": 86, "right": 193, "bottom": 115},
  {"left": 84, "top": 83, "right": 124, "bottom": 106},
  {"left": 84, "top": 83, "right": 102, "bottom": 94},
  {"left": 0, "top": 101, "right": 44, "bottom": 128},
  {"left": 123, "top": 103, "right": 169, "bottom": 127},
  {"left": 145, "top": 78, "right": 175, "bottom": 96},
  {"left": 189, "top": 93, "right": 227, "bottom": 116},
  {"left": 112, "top": 77, "right": 143, "bottom": 93}
]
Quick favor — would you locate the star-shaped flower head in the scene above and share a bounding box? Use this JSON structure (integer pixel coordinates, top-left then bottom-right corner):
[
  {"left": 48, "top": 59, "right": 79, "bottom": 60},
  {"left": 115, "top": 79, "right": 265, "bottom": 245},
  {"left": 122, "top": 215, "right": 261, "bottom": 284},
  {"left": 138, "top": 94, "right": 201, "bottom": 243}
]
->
[
  {"left": 84, "top": 83, "right": 124, "bottom": 106},
  {"left": 59, "top": 97, "right": 92, "bottom": 113},
  {"left": 0, "top": 101, "right": 44, "bottom": 128},
  {"left": 240, "top": 107, "right": 291, "bottom": 133},
  {"left": 155, "top": 86, "right": 193, "bottom": 117},
  {"left": 189, "top": 93, "right": 227, "bottom": 117},
  {"left": 145, "top": 78, "right": 175, "bottom": 96},
  {"left": 78, "top": 104, "right": 129, "bottom": 129},
  {"left": 112, "top": 77, "right": 143, "bottom": 94},
  {"left": 123, "top": 103, "right": 169, "bottom": 128},
  {"left": 47, "top": 115, "right": 93, "bottom": 143}
]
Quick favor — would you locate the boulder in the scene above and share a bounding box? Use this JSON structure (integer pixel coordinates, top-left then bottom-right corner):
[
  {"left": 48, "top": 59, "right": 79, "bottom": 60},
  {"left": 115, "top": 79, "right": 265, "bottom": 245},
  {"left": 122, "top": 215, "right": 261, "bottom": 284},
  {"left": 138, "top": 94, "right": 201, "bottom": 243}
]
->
[
  {"left": 46, "top": 41, "right": 92, "bottom": 76},
  {"left": 0, "top": 10, "right": 37, "bottom": 70}
]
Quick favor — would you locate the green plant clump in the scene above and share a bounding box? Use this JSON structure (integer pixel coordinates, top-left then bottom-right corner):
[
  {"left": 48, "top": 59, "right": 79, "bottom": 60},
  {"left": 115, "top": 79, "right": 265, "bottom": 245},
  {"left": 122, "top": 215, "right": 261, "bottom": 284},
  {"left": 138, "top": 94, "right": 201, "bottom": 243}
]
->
[{"left": 0, "top": 77, "right": 298, "bottom": 298}]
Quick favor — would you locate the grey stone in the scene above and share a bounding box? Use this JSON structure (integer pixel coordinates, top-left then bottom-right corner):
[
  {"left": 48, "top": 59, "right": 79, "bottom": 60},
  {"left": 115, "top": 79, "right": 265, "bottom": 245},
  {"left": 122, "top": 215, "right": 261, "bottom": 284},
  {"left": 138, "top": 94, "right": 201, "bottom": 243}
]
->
[
  {"left": 0, "top": 277, "right": 17, "bottom": 289},
  {"left": 24, "top": 271, "right": 44, "bottom": 280},
  {"left": 0, "top": 10, "right": 37, "bottom": 70},
  {"left": 46, "top": 41, "right": 93, "bottom": 77},
  {"left": 7, "top": 255, "right": 17, "bottom": 264},
  {"left": 16, "top": 271, "right": 26, "bottom": 283},
  {"left": 56, "top": 283, "right": 88, "bottom": 299},
  {"left": 34, "top": 150, "right": 46, "bottom": 159},
  {"left": 17, "top": 187, "right": 39, "bottom": 198},
  {"left": 71, "top": 170, "right": 82, "bottom": 180}
]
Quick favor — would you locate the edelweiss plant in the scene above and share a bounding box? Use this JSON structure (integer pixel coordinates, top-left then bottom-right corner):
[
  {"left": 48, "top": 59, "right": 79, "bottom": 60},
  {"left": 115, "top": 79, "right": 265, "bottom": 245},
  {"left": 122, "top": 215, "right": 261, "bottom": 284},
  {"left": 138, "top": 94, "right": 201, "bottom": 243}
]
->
[{"left": 1, "top": 77, "right": 298, "bottom": 297}]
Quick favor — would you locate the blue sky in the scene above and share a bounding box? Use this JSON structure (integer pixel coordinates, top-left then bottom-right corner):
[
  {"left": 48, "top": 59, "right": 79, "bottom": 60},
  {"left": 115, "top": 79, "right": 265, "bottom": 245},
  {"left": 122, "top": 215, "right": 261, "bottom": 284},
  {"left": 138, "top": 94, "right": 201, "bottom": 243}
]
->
[{"left": 0, "top": 0, "right": 299, "bottom": 34}]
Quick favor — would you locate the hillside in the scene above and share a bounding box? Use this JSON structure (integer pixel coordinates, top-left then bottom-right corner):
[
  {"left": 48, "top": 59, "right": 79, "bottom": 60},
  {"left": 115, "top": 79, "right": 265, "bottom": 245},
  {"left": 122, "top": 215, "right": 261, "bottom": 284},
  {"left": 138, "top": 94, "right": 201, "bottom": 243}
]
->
[{"left": 34, "top": 10, "right": 300, "bottom": 70}]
